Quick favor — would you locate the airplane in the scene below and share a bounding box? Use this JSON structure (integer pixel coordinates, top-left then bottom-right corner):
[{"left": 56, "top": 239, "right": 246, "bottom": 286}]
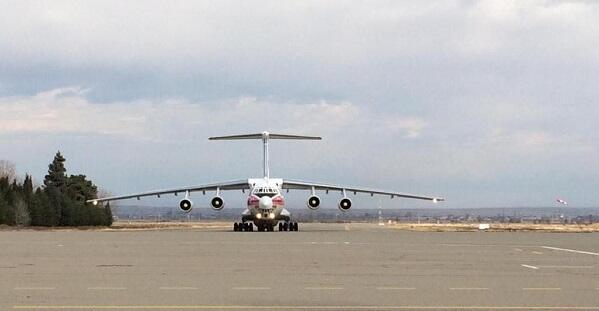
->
[{"left": 88, "top": 131, "right": 444, "bottom": 232}]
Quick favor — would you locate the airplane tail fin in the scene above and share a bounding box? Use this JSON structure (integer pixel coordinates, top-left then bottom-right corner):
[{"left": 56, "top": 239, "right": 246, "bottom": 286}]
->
[{"left": 209, "top": 131, "right": 321, "bottom": 179}]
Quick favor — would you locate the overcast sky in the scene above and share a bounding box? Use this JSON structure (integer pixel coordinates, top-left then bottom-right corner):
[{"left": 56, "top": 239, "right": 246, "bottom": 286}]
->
[{"left": 1, "top": 1, "right": 599, "bottom": 209}]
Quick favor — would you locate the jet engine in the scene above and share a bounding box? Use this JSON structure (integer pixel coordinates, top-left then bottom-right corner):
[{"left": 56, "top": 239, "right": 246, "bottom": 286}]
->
[
  {"left": 338, "top": 198, "right": 352, "bottom": 211},
  {"left": 307, "top": 195, "right": 321, "bottom": 210},
  {"left": 179, "top": 198, "right": 193, "bottom": 213},
  {"left": 211, "top": 196, "right": 224, "bottom": 210}
]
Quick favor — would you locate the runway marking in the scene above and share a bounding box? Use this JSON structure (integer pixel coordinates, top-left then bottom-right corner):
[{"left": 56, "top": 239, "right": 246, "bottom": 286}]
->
[
  {"left": 87, "top": 287, "right": 127, "bottom": 290},
  {"left": 159, "top": 287, "right": 198, "bottom": 290},
  {"left": 449, "top": 287, "right": 489, "bottom": 291},
  {"left": 523, "top": 288, "right": 561, "bottom": 291},
  {"left": 537, "top": 265, "right": 594, "bottom": 269},
  {"left": 15, "top": 305, "right": 599, "bottom": 310},
  {"left": 532, "top": 251, "right": 543, "bottom": 255},
  {"left": 232, "top": 287, "right": 270, "bottom": 290},
  {"left": 542, "top": 246, "right": 599, "bottom": 256},
  {"left": 14, "top": 287, "right": 56, "bottom": 291},
  {"left": 521, "top": 264, "right": 539, "bottom": 270},
  {"left": 376, "top": 287, "right": 416, "bottom": 290},
  {"left": 305, "top": 287, "right": 344, "bottom": 290}
]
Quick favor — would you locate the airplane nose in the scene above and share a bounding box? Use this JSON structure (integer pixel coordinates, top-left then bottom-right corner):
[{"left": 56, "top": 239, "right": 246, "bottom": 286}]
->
[{"left": 259, "top": 196, "right": 273, "bottom": 209}]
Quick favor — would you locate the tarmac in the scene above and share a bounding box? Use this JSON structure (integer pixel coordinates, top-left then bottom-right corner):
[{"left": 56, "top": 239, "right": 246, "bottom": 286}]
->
[{"left": 1, "top": 223, "right": 599, "bottom": 310}]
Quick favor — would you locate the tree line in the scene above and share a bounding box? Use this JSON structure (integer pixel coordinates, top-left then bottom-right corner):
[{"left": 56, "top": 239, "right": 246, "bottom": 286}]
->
[{"left": 0, "top": 152, "right": 112, "bottom": 227}]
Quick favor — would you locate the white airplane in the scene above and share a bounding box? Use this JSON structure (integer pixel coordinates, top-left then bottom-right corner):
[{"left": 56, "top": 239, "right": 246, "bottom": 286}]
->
[{"left": 88, "top": 131, "right": 444, "bottom": 232}]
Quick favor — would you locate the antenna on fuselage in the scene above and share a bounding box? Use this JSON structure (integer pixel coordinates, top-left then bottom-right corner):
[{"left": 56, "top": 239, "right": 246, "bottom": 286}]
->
[{"left": 209, "top": 131, "right": 322, "bottom": 179}]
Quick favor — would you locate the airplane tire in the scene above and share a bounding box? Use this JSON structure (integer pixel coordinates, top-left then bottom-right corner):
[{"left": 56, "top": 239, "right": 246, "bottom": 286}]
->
[
  {"left": 248, "top": 223, "right": 253, "bottom": 232},
  {"left": 278, "top": 223, "right": 283, "bottom": 231},
  {"left": 233, "top": 223, "right": 239, "bottom": 232},
  {"left": 283, "top": 222, "right": 288, "bottom": 231}
]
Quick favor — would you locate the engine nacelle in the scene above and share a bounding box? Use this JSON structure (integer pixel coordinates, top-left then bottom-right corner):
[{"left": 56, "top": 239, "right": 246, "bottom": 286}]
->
[
  {"left": 338, "top": 198, "right": 352, "bottom": 211},
  {"left": 307, "top": 195, "right": 321, "bottom": 210},
  {"left": 211, "top": 196, "right": 224, "bottom": 210},
  {"left": 179, "top": 199, "right": 193, "bottom": 213}
]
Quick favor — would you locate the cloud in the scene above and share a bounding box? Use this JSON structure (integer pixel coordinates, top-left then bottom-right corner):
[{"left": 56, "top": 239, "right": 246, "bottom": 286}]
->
[{"left": 1, "top": 2, "right": 599, "bottom": 207}]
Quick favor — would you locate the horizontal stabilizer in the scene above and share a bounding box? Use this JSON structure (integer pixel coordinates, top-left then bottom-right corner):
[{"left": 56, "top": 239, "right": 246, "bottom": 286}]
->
[{"left": 209, "top": 132, "right": 321, "bottom": 140}]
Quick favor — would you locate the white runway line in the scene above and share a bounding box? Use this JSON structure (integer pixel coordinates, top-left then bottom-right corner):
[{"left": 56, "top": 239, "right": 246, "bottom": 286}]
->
[
  {"left": 531, "top": 251, "right": 543, "bottom": 255},
  {"left": 87, "top": 287, "right": 126, "bottom": 290},
  {"left": 542, "top": 246, "right": 599, "bottom": 256},
  {"left": 521, "top": 264, "right": 539, "bottom": 270},
  {"left": 537, "top": 265, "right": 594, "bottom": 269},
  {"left": 14, "top": 287, "right": 55, "bottom": 291},
  {"left": 376, "top": 287, "right": 416, "bottom": 290},
  {"left": 232, "top": 287, "right": 270, "bottom": 290},
  {"left": 305, "top": 287, "right": 344, "bottom": 290},
  {"left": 159, "top": 287, "right": 198, "bottom": 290},
  {"left": 523, "top": 288, "right": 561, "bottom": 291},
  {"left": 449, "top": 288, "right": 489, "bottom": 291}
]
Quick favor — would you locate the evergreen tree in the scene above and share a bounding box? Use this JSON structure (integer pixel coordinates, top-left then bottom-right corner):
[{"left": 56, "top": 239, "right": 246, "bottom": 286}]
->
[
  {"left": 44, "top": 151, "right": 67, "bottom": 191},
  {"left": 43, "top": 151, "right": 68, "bottom": 226}
]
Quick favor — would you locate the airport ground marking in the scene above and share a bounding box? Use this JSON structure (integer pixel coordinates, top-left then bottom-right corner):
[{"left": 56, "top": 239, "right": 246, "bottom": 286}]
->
[
  {"left": 537, "top": 265, "right": 594, "bottom": 269},
  {"left": 523, "top": 288, "right": 561, "bottom": 291},
  {"left": 14, "top": 306, "right": 599, "bottom": 310},
  {"left": 376, "top": 287, "right": 416, "bottom": 290},
  {"left": 159, "top": 287, "right": 198, "bottom": 290},
  {"left": 521, "top": 264, "right": 539, "bottom": 270},
  {"left": 531, "top": 251, "right": 543, "bottom": 255},
  {"left": 87, "top": 287, "right": 127, "bottom": 290},
  {"left": 449, "top": 287, "right": 489, "bottom": 291},
  {"left": 232, "top": 287, "right": 270, "bottom": 290},
  {"left": 305, "top": 286, "right": 344, "bottom": 290},
  {"left": 541, "top": 246, "right": 599, "bottom": 256},
  {"left": 14, "top": 287, "right": 55, "bottom": 291}
]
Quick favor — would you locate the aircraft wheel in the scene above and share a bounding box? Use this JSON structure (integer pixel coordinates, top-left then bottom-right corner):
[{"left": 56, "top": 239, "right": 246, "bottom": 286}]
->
[
  {"left": 248, "top": 223, "right": 253, "bottom": 232},
  {"left": 233, "top": 223, "right": 239, "bottom": 232},
  {"left": 283, "top": 222, "right": 288, "bottom": 231},
  {"left": 292, "top": 222, "right": 298, "bottom": 231},
  {"left": 278, "top": 223, "right": 283, "bottom": 231},
  {"left": 268, "top": 225, "right": 274, "bottom": 232}
]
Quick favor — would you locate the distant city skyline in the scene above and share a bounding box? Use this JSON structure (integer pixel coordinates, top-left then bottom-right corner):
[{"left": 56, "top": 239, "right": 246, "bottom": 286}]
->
[{"left": 1, "top": 1, "right": 599, "bottom": 208}]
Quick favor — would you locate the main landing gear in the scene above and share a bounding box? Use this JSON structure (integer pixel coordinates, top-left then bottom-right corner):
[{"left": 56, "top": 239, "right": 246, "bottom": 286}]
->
[
  {"left": 233, "top": 222, "right": 299, "bottom": 232},
  {"left": 279, "top": 222, "right": 298, "bottom": 232},
  {"left": 233, "top": 222, "right": 253, "bottom": 232}
]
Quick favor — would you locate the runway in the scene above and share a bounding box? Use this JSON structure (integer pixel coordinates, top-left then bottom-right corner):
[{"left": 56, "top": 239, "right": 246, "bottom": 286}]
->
[{"left": 2, "top": 223, "right": 599, "bottom": 310}]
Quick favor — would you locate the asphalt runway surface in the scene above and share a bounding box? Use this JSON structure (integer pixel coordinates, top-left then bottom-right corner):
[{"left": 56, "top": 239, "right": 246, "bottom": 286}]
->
[{"left": 1, "top": 223, "right": 599, "bottom": 310}]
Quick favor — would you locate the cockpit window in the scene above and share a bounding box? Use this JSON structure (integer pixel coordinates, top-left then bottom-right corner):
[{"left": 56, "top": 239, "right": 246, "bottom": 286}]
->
[{"left": 253, "top": 186, "right": 278, "bottom": 198}]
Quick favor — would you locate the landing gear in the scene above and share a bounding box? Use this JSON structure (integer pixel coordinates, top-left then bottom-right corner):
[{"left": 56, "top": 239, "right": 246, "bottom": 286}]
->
[
  {"left": 278, "top": 222, "right": 297, "bottom": 231},
  {"left": 238, "top": 222, "right": 298, "bottom": 232},
  {"left": 233, "top": 222, "right": 253, "bottom": 232}
]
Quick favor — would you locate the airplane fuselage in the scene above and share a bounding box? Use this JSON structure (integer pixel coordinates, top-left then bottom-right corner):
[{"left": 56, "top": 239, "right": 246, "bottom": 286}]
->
[{"left": 241, "top": 178, "right": 291, "bottom": 229}]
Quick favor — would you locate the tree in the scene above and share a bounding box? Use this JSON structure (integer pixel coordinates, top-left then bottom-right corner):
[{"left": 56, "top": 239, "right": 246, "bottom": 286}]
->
[
  {"left": 44, "top": 152, "right": 67, "bottom": 191},
  {"left": 43, "top": 152, "right": 68, "bottom": 226},
  {"left": 0, "top": 160, "right": 16, "bottom": 180}
]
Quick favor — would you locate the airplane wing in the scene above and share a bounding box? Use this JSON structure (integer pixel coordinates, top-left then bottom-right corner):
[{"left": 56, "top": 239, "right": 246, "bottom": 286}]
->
[
  {"left": 86, "top": 179, "right": 250, "bottom": 204},
  {"left": 282, "top": 179, "right": 444, "bottom": 202}
]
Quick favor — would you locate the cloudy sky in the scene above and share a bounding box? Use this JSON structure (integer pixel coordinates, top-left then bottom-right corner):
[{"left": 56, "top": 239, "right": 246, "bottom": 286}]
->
[{"left": 1, "top": 0, "right": 598, "bottom": 208}]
